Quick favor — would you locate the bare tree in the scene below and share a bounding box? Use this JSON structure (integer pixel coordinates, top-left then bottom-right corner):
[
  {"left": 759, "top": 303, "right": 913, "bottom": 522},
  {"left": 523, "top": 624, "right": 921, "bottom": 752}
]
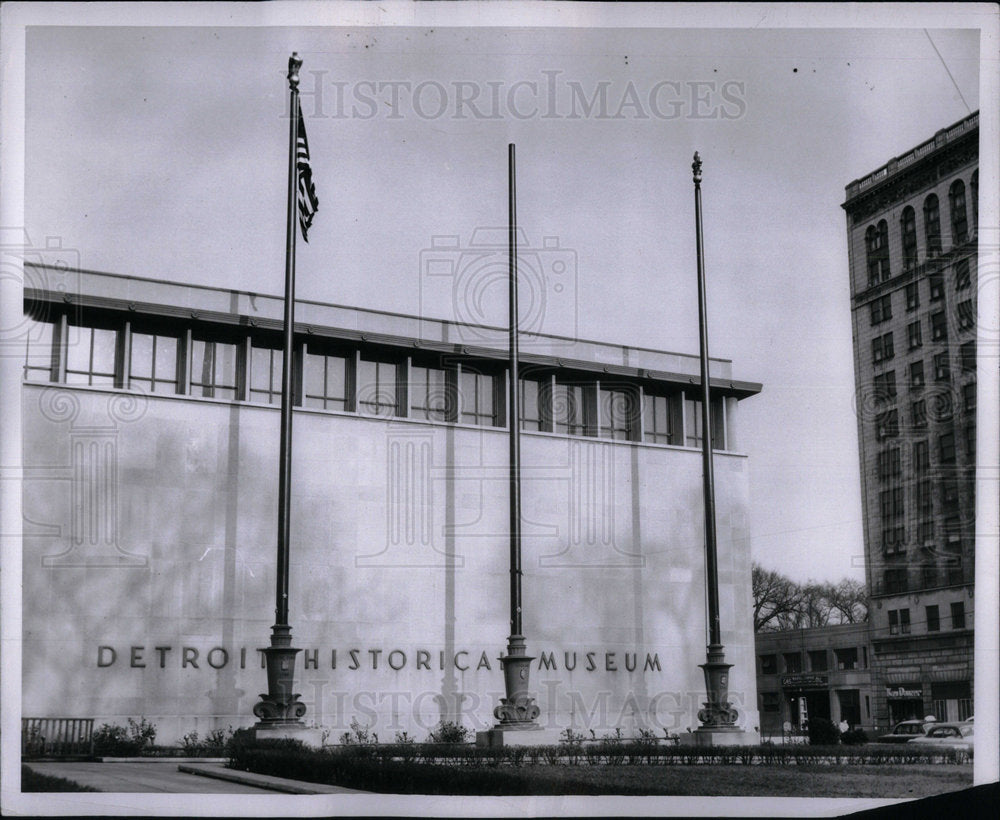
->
[
  {"left": 752, "top": 564, "right": 869, "bottom": 632},
  {"left": 752, "top": 563, "right": 805, "bottom": 632},
  {"left": 827, "top": 578, "right": 869, "bottom": 624}
]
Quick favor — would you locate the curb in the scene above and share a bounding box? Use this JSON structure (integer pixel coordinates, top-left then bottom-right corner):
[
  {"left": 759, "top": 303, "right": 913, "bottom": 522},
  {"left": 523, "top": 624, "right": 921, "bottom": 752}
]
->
[{"left": 177, "top": 764, "right": 354, "bottom": 794}]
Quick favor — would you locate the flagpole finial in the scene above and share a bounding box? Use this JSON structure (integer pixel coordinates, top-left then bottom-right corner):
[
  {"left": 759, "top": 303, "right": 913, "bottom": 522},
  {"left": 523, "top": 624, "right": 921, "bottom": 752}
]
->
[
  {"left": 288, "top": 52, "right": 303, "bottom": 91},
  {"left": 692, "top": 151, "right": 703, "bottom": 184}
]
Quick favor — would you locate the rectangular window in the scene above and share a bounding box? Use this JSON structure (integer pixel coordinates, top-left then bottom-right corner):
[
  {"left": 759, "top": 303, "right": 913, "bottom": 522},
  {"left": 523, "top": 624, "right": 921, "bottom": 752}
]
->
[
  {"left": 954, "top": 259, "right": 971, "bottom": 291},
  {"left": 950, "top": 601, "right": 966, "bottom": 629},
  {"left": 130, "top": 331, "right": 180, "bottom": 394},
  {"left": 905, "top": 282, "right": 920, "bottom": 311},
  {"left": 939, "top": 431, "right": 956, "bottom": 464},
  {"left": 553, "top": 379, "right": 595, "bottom": 436},
  {"left": 761, "top": 692, "right": 780, "bottom": 713},
  {"left": 460, "top": 367, "right": 499, "bottom": 427},
  {"left": 642, "top": 391, "right": 678, "bottom": 445},
  {"left": 409, "top": 362, "right": 454, "bottom": 422},
  {"left": 910, "top": 400, "right": 926, "bottom": 428},
  {"left": 835, "top": 648, "right": 858, "bottom": 671},
  {"left": 962, "top": 381, "right": 976, "bottom": 413},
  {"left": 916, "top": 478, "right": 932, "bottom": 513},
  {"left": 684, "top": 396, "right": 725, "bottom": 450},
  {"left": 248, "top": 342, "right": 283, "bottom": 405},
  {"left": 520, "top": 376, "right": 550, "bottom": 432},
  {"left": 303, "top": 345, "right": 351, "bottom": 411},
  {"left": 759, "top": 654, "right": 777, "bottom": 675},
  {"left": 357, "top": 356, "right": 400, "bottom": 417},
  {"left": 870, "top": 294, "right": 892, "bottom": 324},
  {"left": 873, "top": 371, "right": 897, "bottom": 399},
  {"left": 913, "top": 440, "right": 929, "bottom": 473},
  {"left": 190, "top": 336, "right": 239, "bottom": 400},
  {"left": 876, "top": 408, "right": 898, "bottom": 440},
  {"left": 888, "top": 609, "right": 899, "bottom": 635},
  {"left": 599, "top": 385, "right": 638, "bottom": 441},
  {"left": 907, "top": 321, "right": 922, "bottom": 350},
  {"left": 872, "top": 332, "right": 894, "bottom": 363},
  {"left": 929, "top": 272, "right": 944, "bottom": 301},
  {"left": 957, "top": 300, "right": 974, "bottom": 331},
  {"left": 900, "top": 608, "right": 911, "bottom": 634},
  {"left": 934, "top": 352, "right": 950, "bottom": 382},
  {"left": 65, "top": 321, "right": 119, "bottom": 387},
  {"left": 926, "top": 605, "right": 940, "bottom": 632},
  {"left": 885, "top": 569, "right": 907, "bottom": 595},
  {"left": 23, "top": 315, "right": 58, "bottom": 383},
  {"left": 808, "top": 650, "right": 828, "bottom": 672},
  {"left": 909, "top": 360, "right": 924, "bottom": 390},
  {"left": 883, "top": 524, "right": 905, "bottom": 554},
  {"left": 930, "top": 311, "right": 948, "bottom": 341},
  {"left": 878, "top": 447, "right": 901, "bottom": 480},
  {"left": 782, "top": 653, "right": 802, "bottom": 674},
  {"left": 960, "top": 341, "right": 976, "bottom": 372},
  {"left": 921, "top": 562, "right": 938, "bottom": 587}
]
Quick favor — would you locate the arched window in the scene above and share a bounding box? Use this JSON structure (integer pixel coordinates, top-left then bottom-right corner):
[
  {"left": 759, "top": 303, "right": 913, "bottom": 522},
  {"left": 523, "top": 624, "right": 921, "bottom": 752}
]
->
[
  {"left": 949, "top": 179, "right": 968, "bottom": 245},
  {"left": 900, "top": 206, "right": 917, "bottom": 270},
  {"left": 923, "top": 194, "right": 941, "bottom": 257},
  {"left": 865, "top": 225, "right": 879, "bottom": 286},
  {"left": 865, "top": 222, "right": 890, "bottom": 286},
  {"left": 970, "top": 170, "right": 978, "bottom": 233}
]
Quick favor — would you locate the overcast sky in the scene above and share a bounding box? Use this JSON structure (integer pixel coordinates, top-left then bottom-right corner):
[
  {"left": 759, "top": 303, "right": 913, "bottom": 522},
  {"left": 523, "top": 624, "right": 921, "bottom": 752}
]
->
[{"left": 20, "top": 15, "right": 983, "bottom": 583}]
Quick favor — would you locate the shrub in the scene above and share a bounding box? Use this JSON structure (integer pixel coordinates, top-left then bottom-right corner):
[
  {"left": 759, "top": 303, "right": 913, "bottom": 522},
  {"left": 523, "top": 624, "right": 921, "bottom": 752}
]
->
[
  {"left": 427, "top": 720, "right": 471, "bottom": 744},
  {"left": 841, "top": 728, "right": 868, "bottom": 745},
  {"left": 181, "top": 725, "right": 235, "bottom": 755},
  {"left": 92, "top": 717, "right": 157, "bottom": 756},
  {"left": 340, "top": 718, "right": 377, "bottom": 746},
  {"left": 806, "top": 717, "right": 841, "bottom": 746}
]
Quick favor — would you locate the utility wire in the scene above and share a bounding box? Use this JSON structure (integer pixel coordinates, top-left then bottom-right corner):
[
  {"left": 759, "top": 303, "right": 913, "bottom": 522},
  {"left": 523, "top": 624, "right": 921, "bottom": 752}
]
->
[{"left": 925, "top": 29, "right": 973, "bottom": 115}]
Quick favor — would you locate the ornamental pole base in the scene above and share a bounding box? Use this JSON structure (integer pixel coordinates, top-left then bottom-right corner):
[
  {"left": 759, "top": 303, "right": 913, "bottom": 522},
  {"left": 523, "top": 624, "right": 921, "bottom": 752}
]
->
[
  {"left": 253, "top": 623, "right": 306, "bottom": 728},
  {"left": 492, "top": 634, "right": 540, "bottom": 727},
  {"left": 696, "top": 643, "right": 740, "bottom": 731}
]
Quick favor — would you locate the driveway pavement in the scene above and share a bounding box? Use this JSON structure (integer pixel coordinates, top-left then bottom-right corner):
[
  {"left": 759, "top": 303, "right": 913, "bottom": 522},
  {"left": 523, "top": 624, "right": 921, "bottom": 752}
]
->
[{"left": 24, "top": 760, "right": 309, "bottom": 793}]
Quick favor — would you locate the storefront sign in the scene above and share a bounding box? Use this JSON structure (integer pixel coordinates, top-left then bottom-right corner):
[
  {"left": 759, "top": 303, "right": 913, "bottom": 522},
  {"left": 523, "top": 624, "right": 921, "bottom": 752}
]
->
[
  {"left": 780, "top": 674, "right": 828, "bottom": 689},
  {"left": 886, "top": 686, "right": 922, "bottom": 698}
]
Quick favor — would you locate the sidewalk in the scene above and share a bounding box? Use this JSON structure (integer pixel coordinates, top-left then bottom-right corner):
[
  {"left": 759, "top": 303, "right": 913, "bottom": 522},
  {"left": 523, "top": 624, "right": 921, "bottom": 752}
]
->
[{"left": 24, "top": 760, "right": 365, "bottom": 794}]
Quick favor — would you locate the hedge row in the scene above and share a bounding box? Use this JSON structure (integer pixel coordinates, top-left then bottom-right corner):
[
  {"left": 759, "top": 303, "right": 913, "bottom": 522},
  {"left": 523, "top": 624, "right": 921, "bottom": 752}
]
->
[{"left": 227, "top": 737, "right": 969, "bottom": 794}]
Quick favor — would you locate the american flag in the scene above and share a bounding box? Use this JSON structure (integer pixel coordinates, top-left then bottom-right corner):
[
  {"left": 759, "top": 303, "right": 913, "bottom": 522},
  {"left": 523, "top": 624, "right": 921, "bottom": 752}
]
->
[{"left": 296, "top": 98, "right": 319, "bottom": 242}]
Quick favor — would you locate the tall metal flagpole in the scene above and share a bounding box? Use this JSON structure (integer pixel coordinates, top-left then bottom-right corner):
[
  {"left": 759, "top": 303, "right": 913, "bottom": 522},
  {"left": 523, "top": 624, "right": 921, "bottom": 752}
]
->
[
  {"left": 692, "top": 152, "right": 739, "bottom": 734},
  {"left": 494, "top": 144, "right": 539, "bottom": 730},
  {"left": 254, "top": 52, "right": 306, "bottom": 729}
]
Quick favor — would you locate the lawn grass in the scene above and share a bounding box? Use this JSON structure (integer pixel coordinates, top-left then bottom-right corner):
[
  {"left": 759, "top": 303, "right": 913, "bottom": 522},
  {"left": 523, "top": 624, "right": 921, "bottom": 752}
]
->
[
  {"left": 487, "top": 763, "right": 972, "bottom": 798},
  {"left": 21, "top": 764, "right": 99, "bottom": 792}
]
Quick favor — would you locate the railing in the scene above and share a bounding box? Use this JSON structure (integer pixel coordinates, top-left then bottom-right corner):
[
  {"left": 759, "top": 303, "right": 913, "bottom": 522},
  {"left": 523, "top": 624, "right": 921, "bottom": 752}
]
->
[
  {"left": 21, "top": 717, "right": 94, "bottom": 757},
  {"left": 846, "top": 112, "right": 978, "bottom": 200}
]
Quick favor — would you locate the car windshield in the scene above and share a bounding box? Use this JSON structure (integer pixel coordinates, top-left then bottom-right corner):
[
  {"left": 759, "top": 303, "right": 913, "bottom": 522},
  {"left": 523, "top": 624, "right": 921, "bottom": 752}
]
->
[{"left": 927, "top": 727, "right": 958, "bottom": 737}]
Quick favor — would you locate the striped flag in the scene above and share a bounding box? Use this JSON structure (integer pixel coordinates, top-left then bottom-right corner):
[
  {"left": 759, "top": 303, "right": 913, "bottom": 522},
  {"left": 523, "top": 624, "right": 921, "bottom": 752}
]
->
[{"left": 295, "top": 98, "right": 319, "bottom": 242}]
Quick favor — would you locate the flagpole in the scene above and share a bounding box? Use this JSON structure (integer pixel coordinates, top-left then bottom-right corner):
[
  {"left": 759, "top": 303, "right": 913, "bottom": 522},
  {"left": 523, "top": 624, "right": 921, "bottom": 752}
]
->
[
  {"left": 254, "top": 52, "right": 306, "bottom": 729},
  {"left": 493, "top": 144, "right": 539, "bottom": 732},
  {"left": 691, "top": 151, "right": 739, "bottom": 736}
]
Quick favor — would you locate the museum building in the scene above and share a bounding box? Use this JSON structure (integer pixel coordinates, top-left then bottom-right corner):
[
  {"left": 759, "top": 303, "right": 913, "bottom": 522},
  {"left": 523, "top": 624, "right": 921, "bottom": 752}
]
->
[
  {"left": 21, "top": 264, "right": 762, "bottom": 744},
  {"left": 842, "top": 112, "right": 978, "bottom": 726}
]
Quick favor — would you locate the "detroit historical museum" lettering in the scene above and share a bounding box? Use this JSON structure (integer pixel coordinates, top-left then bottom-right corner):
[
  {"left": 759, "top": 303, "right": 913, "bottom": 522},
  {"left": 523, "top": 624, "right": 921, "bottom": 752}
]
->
[{"left": 96, "top": 645, "right": 664, "bottom": 674}]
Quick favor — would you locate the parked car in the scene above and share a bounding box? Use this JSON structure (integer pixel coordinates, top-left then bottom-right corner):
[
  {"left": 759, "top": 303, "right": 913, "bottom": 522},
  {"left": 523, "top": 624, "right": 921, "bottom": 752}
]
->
[
  {"left": 878, "top": 719, "right": 934, "bottom": 743},
  {"left": 907, "top": 722, "right": 974, "bottom": 758}
]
